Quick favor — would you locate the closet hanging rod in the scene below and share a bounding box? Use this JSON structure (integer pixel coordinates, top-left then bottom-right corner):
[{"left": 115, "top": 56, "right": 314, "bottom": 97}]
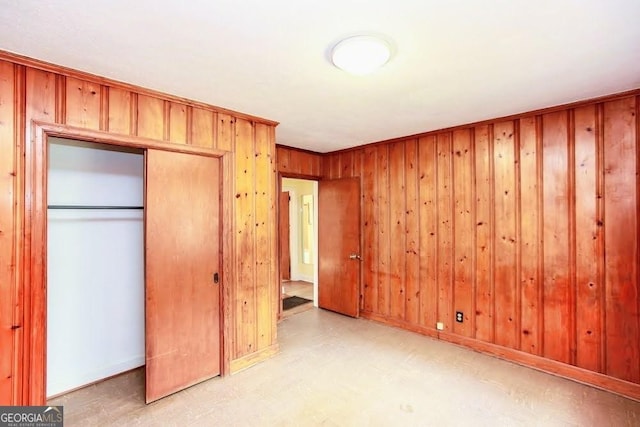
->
[{"left": 47, "top": 205, "right": 144, "bottom": 210}]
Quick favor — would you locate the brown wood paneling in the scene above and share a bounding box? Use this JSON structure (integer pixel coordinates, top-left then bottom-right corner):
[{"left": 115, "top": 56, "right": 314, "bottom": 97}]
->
[
  {"left": 542, "top": 111, "right": 571, "bottom": 364},
  {"left": 362, "top": 147, "right": 379, "bottom": 313},
  {"left": 276, "top": 145, "right": 323, "bottom": 178},
  {"left": 65, "top": 77, "right": 101, "bottom": 130},
  {"left": 474, "top": 125, "right": 493, "bottom": 341},
  {"left": 388, "top": 142, "right": 406, "bottom": 320},
  {"left": 276, "top": 146, "right": 291, "bottom": 173},
  {"left": 0, "top": 61, "right": 16, "bottom": 402},
  {"left": 234, "top": 118, "right": 257, "bottom": 357},
  {"left": 343, "top": 90, "right": 640, "bottom": 400},
  {"left": 216, "top": 113, "right": 234, "bottom": 152},
  {"left": 436, "top": 133, "right": 453, "bottom": 331},
  {"left": 404, "top": 139, "right": 420, "bottom": 324},
  {"left": 573, "top": 104, "right": 602, "bottom": 372},
  {"left": 107, "top": 87, "right": 133, "bottom": 134},
  {"left": 137, "top": 95, "right": 165, "bottom": 140},
  {"left": 340, "top": 151, "right": 355, "bottom": 178},
  {"left": 254, "top": 123, "right": 273, "bottom": 349},
  {"left": 418, "top": 136, "right": 438, "bottom": 329},
  {"left": 519, "top": 116, "right": 541, "bottom": 355},
  {"left": 376, "top": 145, "right": 391, "bottom": 316},
  {"left": 168, "top": 102, "right": 188, "bottom": 144},
  {"left": 324, "top": 153, "right": 341, "bottom": 179},
  {"left": 191, "top": 107, "right": 214, "bottom": 149},
  {"left": 493, "top": 121, "right": 518, "bottom": 348},
  {"left": 289, "top": 150, "right": 305, "bottom": 175},
  {"left": 452, "top": 129, "right": 474, "bottom": 337},
  {"left": 603, "top": 97, "right": 639, "bottom": 383}
]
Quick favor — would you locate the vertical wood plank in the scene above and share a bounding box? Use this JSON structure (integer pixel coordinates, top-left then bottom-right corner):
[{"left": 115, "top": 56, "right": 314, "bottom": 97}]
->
[
  {"left": 474, "top": 125, "right": 494, "bottom": 341},
  {"left": 289, "top": 150, "right": 307, "bottom": 175},
  {"left": 388, "top": 142, "right": 406, "bottom": 320},
  {"left": 452, "top": 129, "right": 474, "bottom": 337},
  {"left": 542, "top": 111, "right": 571, "bottom": 364},
  {"left": 25, "top": 69, "right": 56, "bottom": 123},
  {"left": 217, "top": 113, "right": 234, "bottom": 152},
  {"left": 191, "top": 107, "right": 214, "bottom": 148},
  {"left": 107, "top": 87, "right": 132, "bottom": 134},
  {"left": 574, "top": 104, "right": 602, "bottom": 372},
  {"left": 268, "top": 127, "right": 278, "bottom": 344},
  {"left": 254, "top": 123, "right": 272, "bottom": 349},
  {"left": 404, "top": 139, "right": 420, "bottom": 324},
  {"left": 519, "top": 116, "right": 541, "bottom": 355},
  {"left": 168, "top": 102, "right": 188, "bottom": 145},
  {"left": 437, "top": 133, "right": 453, "bottom": 330},
  {"left": 321, "top": 153, "right": 332, "bottom": 179},
  {"left": 362, "top": 147, "right": 379, "bottom": 313},
  {"left": 327, "top": 154, "right": 341, "bottom": 179},
  {"left": 311, "top": 152, "right": 322, "bottom": 177},
  {"left": 64, "top": 77, "right": 101, "bottom": 130},
  {"left": 0, "top": 61, "right": 15, "bottom": 403},
  {"left": 493, "top": 121, "right": 518, "bottom": 348},
  {"left": 418, "top": 136, "right": 438, "bottom": 329},
  {"left": 137, "top": 95, "right": 165, "bottom": 140},
  {"left": 340, "top": 151, "right": 355, "bottom": 178},
  {"left": 377, "top": 145, "right": 391, "bottom": 317},
  {"left": 276, "top": 146, "right": 290, "bottom": 173},
  {"left": 234, "top": 118, "right": 257, "bottom": 357},
  {"left": 603, "top": 97, "right": 639, "bottom": 382}
]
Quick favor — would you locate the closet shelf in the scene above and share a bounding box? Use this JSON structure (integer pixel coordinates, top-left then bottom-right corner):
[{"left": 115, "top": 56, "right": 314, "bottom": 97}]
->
[{"left": 48, "top": 205, "right": 143, "bottom": 210}]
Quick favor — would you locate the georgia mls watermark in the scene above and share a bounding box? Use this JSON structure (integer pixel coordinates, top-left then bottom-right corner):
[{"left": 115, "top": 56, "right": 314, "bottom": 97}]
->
[{"left": 0, "top": 406, "right": 63, "bottom": 427}]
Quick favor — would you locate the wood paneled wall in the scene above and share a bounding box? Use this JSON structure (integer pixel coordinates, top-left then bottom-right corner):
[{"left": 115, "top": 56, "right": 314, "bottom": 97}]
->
[
  {"left": 276, "top": 145, "right": 323, "bottom": 177},
  {"left": 0, "top": 53, "right": 278, "bottom": 404},
  {"left": 322, "top": 93, "right": 640, "bottom": 397}
]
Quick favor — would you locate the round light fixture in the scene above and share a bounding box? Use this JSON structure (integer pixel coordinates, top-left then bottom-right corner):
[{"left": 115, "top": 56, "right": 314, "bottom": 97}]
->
[{"left": 331, "top": 35, "right": 391, "bottom": 75}]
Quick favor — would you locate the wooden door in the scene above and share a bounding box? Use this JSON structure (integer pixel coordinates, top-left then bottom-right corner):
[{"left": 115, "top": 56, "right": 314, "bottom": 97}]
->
[
  {"left": 279, "top": 191, "right": 291, "bottom": 281},
  {"left": 145, "top": 149, "right": 221, "bottom": 403},
  {"left": 318, "top": 178, "right": 361, "bottom": 317}
]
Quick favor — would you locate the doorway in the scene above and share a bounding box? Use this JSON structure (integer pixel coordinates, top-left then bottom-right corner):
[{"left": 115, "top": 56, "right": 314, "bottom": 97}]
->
[{"left": 280, "top": 178, "right": 318, "bottom": 314}]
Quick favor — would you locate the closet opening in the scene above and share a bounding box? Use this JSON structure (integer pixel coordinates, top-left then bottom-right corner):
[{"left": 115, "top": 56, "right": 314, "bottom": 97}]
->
[{"left": 46, "top": 137, "right": 145, "bottom": 398}]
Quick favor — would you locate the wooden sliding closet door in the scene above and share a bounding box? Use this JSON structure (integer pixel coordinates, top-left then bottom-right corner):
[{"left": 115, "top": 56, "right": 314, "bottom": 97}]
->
[{"left": 145, "top": 149, "right": 221, "bottom": 403}]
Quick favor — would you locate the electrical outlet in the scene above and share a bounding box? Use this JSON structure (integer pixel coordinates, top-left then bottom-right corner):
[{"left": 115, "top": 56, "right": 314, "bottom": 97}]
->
[
  {"left": 456, "top": 311, "right": 464, "bottom": 323},
  {"left": 436, "top": 322, "right": 444, "bottom": 331}
]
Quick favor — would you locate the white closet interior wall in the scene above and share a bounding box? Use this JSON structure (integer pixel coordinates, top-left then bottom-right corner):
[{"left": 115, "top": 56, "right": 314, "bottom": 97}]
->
[{"left": 47, "top": 137, "right": 144, "bottom": 397}]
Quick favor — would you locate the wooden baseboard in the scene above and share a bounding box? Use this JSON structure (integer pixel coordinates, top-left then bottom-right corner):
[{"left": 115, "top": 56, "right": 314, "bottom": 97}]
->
[
  {"left": 230, "top": 344, "right": 279, "bottom": 374},
  {"left": 360, "top": 311, "right": 439, "bottom": 339},
  {"left": 361, "top": 312, "right": 640, "bottom": 402}
]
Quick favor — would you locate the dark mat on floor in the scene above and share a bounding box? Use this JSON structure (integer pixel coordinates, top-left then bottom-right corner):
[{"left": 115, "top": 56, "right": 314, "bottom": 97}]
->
[{"left": 283, "top": 296, "right": 312, "bottom": 311}]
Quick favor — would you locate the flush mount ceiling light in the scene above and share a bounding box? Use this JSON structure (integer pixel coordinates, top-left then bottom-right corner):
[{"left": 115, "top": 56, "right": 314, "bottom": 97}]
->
[{"left": 331, "top": 35, "right": 391, "bottom": 75}]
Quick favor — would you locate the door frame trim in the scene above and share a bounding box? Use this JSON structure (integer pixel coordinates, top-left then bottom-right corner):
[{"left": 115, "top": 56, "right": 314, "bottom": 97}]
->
[{"left": 23, "top": 121, "right": 231, "bottom": 404}]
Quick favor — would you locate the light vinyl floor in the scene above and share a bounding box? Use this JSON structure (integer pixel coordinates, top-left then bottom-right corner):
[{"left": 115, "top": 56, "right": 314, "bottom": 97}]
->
[{"left": 50, "top": 308, "right": 640, "bottom": 426}]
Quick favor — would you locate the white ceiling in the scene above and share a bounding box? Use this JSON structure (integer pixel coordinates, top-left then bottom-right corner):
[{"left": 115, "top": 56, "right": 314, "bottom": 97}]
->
[{"left": 1, "top": 1, "right": 639, "bottom": 153}]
